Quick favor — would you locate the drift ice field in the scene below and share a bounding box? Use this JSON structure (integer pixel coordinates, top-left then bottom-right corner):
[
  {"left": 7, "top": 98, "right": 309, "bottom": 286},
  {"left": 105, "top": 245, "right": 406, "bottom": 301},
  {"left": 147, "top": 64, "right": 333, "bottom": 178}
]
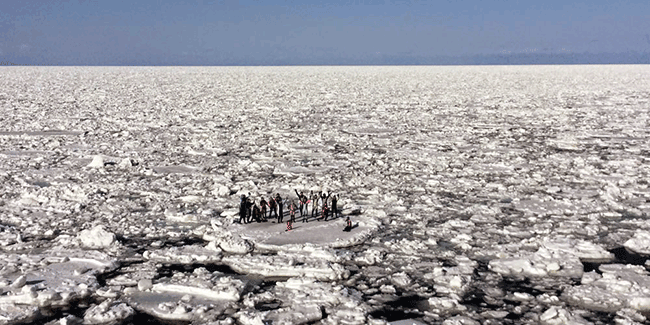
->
[{"left": 1, "top": 65, "right": 650, "bottom": 324}]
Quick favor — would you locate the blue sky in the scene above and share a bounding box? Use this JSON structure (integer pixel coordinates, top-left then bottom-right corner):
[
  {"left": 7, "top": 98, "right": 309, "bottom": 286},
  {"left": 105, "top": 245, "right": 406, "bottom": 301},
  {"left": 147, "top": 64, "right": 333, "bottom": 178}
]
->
[{"left": 2, "top": 0, "right": 649, "bottom": 65}]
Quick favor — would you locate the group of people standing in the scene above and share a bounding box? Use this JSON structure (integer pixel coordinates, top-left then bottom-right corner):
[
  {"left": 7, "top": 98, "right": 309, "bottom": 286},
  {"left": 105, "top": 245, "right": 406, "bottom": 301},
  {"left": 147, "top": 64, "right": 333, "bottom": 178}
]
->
[{"left": 238, "top": 189, "right": 340, "bottom": 225}]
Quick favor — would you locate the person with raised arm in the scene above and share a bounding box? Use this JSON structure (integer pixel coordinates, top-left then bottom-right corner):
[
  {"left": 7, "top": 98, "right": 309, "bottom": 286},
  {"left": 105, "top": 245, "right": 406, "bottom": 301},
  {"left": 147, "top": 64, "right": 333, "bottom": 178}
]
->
[
  {"left": 310, "top": 190, "right": 318, "bottom": 219},
  {"left": 294, "top": 189, "right": 308, "bottom": 219},
  {"left": 302, "top": 193, "right": 311, "bottom": 223}
]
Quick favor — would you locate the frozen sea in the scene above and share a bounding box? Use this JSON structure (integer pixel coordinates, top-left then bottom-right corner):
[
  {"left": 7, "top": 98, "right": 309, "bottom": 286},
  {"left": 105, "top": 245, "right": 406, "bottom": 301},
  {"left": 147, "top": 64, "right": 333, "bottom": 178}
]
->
[{"left": 1, "top": 65, "right": 650, "bottom": 324}]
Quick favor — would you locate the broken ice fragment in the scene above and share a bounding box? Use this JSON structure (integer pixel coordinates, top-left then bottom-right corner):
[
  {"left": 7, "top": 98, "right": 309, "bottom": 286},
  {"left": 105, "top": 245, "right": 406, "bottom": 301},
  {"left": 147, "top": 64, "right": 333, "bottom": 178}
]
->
[
  {"left": 87, "top": 155, "right": 104, "bottom": 168},
  {"left": 78, "top": 225, "right": 116, "bottom": 249}
]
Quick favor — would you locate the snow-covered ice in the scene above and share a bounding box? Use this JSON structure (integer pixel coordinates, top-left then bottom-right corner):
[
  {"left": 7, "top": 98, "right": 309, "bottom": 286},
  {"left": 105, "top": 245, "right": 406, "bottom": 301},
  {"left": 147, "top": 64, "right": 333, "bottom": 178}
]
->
[{"left": 1, "top": 65, "right": 650, "bottom": 324}]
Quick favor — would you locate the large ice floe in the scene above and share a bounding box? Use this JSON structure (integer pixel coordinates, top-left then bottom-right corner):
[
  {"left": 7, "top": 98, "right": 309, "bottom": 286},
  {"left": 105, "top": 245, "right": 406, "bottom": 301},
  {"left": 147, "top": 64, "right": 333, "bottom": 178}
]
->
[
  {"left": 487, "top": 236, "right": 614, "bottom": 278},
  {"left": 1, "top": 65, "right": 650, "bottom": 324}
]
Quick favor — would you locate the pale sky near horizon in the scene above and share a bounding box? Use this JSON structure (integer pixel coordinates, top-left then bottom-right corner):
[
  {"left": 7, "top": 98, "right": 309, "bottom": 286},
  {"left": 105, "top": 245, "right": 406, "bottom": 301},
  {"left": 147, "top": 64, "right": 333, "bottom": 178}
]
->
[{"left": 2, "top": 0, "right": 649, "bottom": 65}]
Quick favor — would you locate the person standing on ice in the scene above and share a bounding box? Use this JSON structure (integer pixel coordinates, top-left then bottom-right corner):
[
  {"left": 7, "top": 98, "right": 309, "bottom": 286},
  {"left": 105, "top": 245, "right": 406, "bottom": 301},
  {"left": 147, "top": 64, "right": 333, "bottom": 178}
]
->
[
  {"left": 246, "top": 194, "right": 255, "bottom": 223},
  {"left": 310, "top": 190, "right": 319, "bottom": 219},
  {"left": 249, "top": 199, "right": 255, "bottom": 223},
  {"left": 260, "top": 197, "right": 268, "bottom": 221},
  {"left": 269, "top": 195, "right": 277, "bottom": 219},
  {"left": 321, "top": 191, "right": 332, "bottom": 221},
  {"left": 317, "top": 191, "right": 323, "bottom": 218},
  {"left": 331, "top": 194, "right": 339, "bottom": 219},
  {"left": 276, "top": 193, "right": 284, "bottom": 223},
  {"left": 302, "top": 194, "right": 311, "bottom": 223},
  {"left": 294, "top": 189, "right": 308, "bottom": 218},
  {"left": 238, "top": 194, "right": 247, "bottom": 224},
  {"left": 242, "top": 193, "right": 251, "bottom": 223},
  {"left": 289, "top": 200, "right": 296, "bottom": 224},
  {"left": 252, "top": 201, "right": 261, "bottom": 223}
]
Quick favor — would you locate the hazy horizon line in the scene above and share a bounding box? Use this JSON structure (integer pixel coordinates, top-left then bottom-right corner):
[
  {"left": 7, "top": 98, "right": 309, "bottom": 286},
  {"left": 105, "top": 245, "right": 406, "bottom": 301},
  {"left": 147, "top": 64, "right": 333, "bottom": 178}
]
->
[{"left": 3, "top": 51, "right": 650, "bottom": 67}]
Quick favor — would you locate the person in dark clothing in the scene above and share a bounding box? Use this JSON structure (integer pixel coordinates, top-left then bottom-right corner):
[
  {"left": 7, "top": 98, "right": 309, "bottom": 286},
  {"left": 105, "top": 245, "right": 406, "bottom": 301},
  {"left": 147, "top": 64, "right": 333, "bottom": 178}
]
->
[
  {"left": 310, "top": 191, "right": 318, "bottom": 219},
  {"left": 276, "top": 193, "right": 284, "bottom": 223},
  {"left": 317, "top": 191, "right": 323, "bottom": 219},
  {"left": 252, "top": 202, "right": 261, "bottom": 223},
  {"left": 323, "top": 205, "right": 330, "bottom": 221},
  {"left": 260, "top": 198, "right": 268, "bottom": 222},
  {"left": 343, "top": 216, "right": 353, "bottom": 232},
  {"left": 331, "top": 194, "right": 338, "bottom": 219},
  {"left": 238, "top": 194, "right": 247, "bottom": 224},
  {"left": 321, "top": 191, "right": 332, "bottom": 221},
  {"left": 294, "top": 189, "right": 307, "bottom": 218},
  {"left": 269, "top": 195, "right": 277, "bottom": 219},
  {"left": 245, "top": 195, "right": 253, "bottom": 223}
]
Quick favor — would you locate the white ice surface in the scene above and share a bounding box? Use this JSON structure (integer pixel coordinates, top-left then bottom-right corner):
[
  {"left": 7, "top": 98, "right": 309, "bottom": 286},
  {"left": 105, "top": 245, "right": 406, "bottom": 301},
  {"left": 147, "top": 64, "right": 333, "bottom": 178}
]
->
[{"left": 2, "top": 65, "right": 650, "bottom": 324}]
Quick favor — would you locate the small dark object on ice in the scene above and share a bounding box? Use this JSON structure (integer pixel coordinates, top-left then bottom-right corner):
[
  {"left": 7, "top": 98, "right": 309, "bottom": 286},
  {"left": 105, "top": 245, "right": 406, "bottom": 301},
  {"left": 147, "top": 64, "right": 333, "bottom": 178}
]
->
[{"left": 343, "top": 217, "right": 358, "bottom": 232}]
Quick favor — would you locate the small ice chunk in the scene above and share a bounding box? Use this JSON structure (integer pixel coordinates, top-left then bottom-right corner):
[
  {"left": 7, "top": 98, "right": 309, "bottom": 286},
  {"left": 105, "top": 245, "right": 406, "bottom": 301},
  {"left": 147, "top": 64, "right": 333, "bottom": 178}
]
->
[
  {"left": 581, "top": 271, "right": 601, "bottom": 285},
  {"left": 540, "top": 307, "right": 558, "bottom": 321},
  {"left": 152, "top": 283, "right": 242, "bottom": 301},
  {"left": 59, "top": 315, "right": 83, "bottom": 325},
  {"left": 138, "top": 279, "right": 153, "bottom": 291},
  {"left": 390, "top": 319, "right": 427, "bottom": 325},
  {"left": 481, "top": 310, "right": 509, "bottom": 319},
  {"left": 624, "top": 230, "right": 650, "bottom": 256},
  {"left": 511, "top": 292, "right": 534, "bottom": 302},
  {"left": 236, "top": 310, "right": 265, "bottom": 325},
  {"left": 264, "top": 305, "right": 322, "bottom": 324},
  {"left": 83, "top": 300, "right": 135, "bottom": 325},
  {"left": 616, "top": 308, "right": 647, "bottom": 323},
  {"left": 179, "top": 195, "right": 201, "bottom": 203},
  {"left": 78, "top": 225, "right": 116, "bottom": 249},
  {"left": 428, "top": 296, "right": 467, "bottom": 313},
  {"left": 214, "top": 236, "right": 253, "bottom": 255},
  {"left": 118, "top": 158, "right": 133, "bottom": 168},
  {"left": 379, "top": 284, "right": 396, "bottom": 294},
  {"left": 442, "top": 316, "right": 480, "bottom": 325},
  {"left": 449, "top": 276, "right": 463, "bottom": 289},
  {"left": 10, "top": 275, "right": 27, "bottom": 288},
  {"left": 546, "top": 262, "right": 560, "bottom": 272},
  {"left": 213, "top": 184, "right": 230, "bottom": 197},
  {"left": 539, "top": 307, "right": 591, "bottom": 324},
  {"left": 390, "top": 272, "right": 412, "bottom": 288},
  {"left": 87, "top": 155, "right": 105, "bottom": 168},
  {"left": 629, "top": 297, "right": 650, "bottom": 310}
]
